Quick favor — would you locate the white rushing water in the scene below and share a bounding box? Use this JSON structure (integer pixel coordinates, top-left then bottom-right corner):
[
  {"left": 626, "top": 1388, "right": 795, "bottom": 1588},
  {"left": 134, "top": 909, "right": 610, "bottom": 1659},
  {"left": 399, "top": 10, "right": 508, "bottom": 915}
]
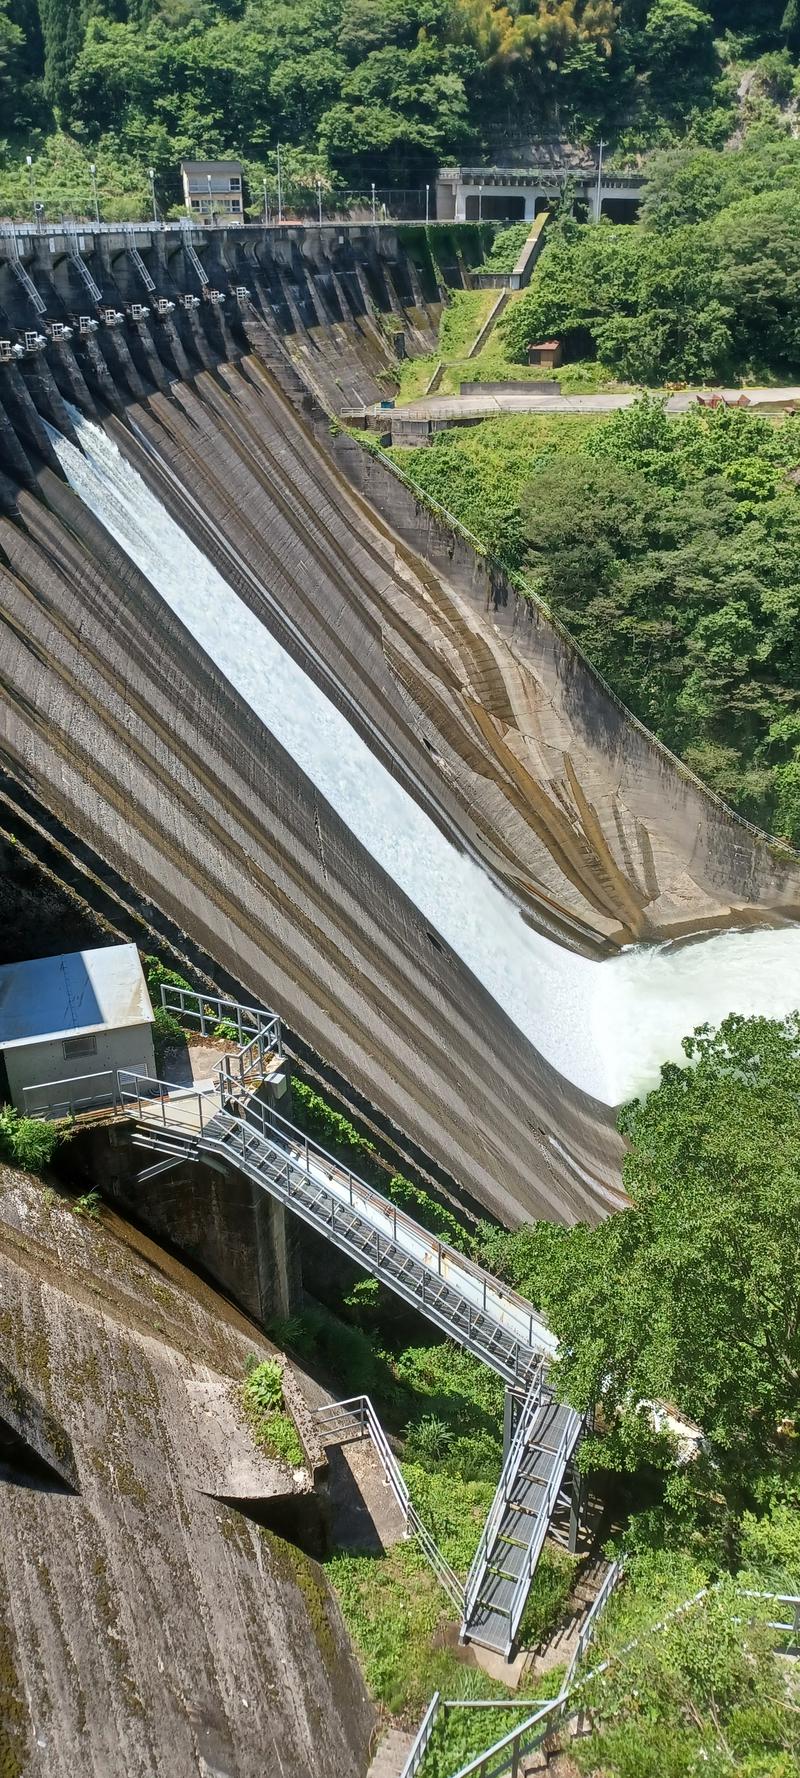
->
[{"left": 50, "top": 415, "right": 800, "bottom": 1106}]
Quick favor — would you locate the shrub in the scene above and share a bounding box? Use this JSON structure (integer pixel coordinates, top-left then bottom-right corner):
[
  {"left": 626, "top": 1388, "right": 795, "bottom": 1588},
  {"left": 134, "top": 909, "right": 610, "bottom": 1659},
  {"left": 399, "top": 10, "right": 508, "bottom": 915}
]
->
[
  {"left": 152, "top": 1006, "right": 185, "bottom": 1070},
  {"left": 0, "top": 1105, "right": 61, "bottom": 1172},
  {"left": 403, "top": 1412, "right": 454, "bottom": 1464},
  {"left": 72, "top": 1189, "right": 102, "bottom": 1220},
  {"left": 481, "top": 223, "right": 531, "bottom": 274},
  {"left": 241, "top": 1359, "right": 305, "bottom": 1468}
]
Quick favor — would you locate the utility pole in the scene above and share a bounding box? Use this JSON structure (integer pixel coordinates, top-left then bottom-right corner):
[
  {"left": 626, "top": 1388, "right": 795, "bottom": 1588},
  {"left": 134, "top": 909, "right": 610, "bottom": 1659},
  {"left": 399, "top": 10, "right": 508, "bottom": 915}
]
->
[
  {"left": 262, "top": 176, "right": 268, "bottom": 225},
  {"left": 277, "top": 144, "right": 283, "bottom": 225},
  {"left": 89, "top": 162, "right": 99, "bottom": 226},
  {"left": 26, "top": 154, "right": 35, "bottom": 225},
  {"left": 317, "top": 178, "right": 323, "bottom": 226},
  {"left": 595, "top": 139, "right": 604, "bottom": 223},
  {"left": 425, "top": 183, "right": 429, "bottom": 224},
  {"left": 371, "top": 181, "right": 376, "bottom": 223},
  {"left": 148, "top": 166, "right": 157, "bottom": 224},
  {"left": 206, "top": 171, "right": 213, "bottom": 222}
]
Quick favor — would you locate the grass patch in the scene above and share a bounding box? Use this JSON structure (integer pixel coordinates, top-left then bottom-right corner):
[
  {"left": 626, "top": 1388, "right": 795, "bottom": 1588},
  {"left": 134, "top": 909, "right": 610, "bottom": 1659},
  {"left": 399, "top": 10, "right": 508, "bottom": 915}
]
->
[
  {"left": 241, "top": 1357, "right": 304, "bottom": 1468},
  {"left": 439, "top": 289, "right": 495, "bottom": 360},
  {"left": 325, "top": 1541, "right": 510, "bottom": 1716}
]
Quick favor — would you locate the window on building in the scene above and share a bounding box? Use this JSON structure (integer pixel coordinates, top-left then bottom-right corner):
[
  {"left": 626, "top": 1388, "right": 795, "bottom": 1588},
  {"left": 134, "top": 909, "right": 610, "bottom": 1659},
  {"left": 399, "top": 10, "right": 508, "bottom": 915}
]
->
[
  {"left": 229, "top": 177, "right": 241, "bottom": 191},
  {"left": 63, "top": 1033, "right": 98, "bottom": 1059}
]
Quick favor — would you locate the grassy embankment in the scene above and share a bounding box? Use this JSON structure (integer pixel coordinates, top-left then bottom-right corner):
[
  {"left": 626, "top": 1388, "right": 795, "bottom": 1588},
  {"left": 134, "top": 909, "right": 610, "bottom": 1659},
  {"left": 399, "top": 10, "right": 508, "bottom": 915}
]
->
[{"left": 393, "top": 287, "right": 627, "bottom": 405}]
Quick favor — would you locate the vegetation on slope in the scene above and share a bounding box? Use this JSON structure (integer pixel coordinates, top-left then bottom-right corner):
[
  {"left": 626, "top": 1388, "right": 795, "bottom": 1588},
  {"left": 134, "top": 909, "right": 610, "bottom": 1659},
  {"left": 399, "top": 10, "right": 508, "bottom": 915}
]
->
[
  {"left": 3, "top": 0, "right": 800, "bottom": 214},
  {"left": 503, "top": 144, "right": 800, "bottom": 385},
  {"left": 288, "top": 1021, "right": 799, "bottom": 1755},
  {"left": 574, "top": 1548, "right": 800, "bottom": 1778},
  {"left": 391, "top": 397, "right": 800, "bottom": 837}
]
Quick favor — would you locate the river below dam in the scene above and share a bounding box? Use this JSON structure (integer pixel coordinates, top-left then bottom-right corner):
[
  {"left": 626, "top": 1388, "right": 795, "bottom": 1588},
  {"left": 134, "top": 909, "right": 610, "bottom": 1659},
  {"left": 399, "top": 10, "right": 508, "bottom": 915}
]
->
[{"left": 50, "top": 414, "right": 800, "bottom": 1109}]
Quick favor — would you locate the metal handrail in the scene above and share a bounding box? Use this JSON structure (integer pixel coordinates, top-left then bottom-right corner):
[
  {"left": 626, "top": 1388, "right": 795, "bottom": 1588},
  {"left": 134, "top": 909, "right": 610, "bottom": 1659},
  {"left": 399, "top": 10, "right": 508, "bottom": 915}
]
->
[
  {"left": 563, "top": 1558, "right": 624, "bottom": 1690},
  {"left": 234, "top": 1096, "right": 545, "bottom": 1385},
  {"left": 22, "top": 1067, "right": 117, "bottom": 1119},
  {"left": 505, "top": 1408, "right": 583, "bottom": 1648},
  {"left": 315, "top": 1396, "right": 463, "bottom": 1608},
  {"left": 399, "top": 1691, "right": 442, "bottom": 1778},
  {"left": 462, "top": 1376, "right": 544, "bottom": 1623},
  {"left": 159, "top": 983, "right": 282, "bottom": 1053},
  {"left": 448, "top": 1699, "right": 563, "bottom": 1778}
]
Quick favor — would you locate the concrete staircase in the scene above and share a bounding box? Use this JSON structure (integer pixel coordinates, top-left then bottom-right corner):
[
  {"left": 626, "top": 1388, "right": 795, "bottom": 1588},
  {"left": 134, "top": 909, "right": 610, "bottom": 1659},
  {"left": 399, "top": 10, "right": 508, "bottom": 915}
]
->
[{"left": 367, "top": 1727, "right": 416, "bottom": 1778}]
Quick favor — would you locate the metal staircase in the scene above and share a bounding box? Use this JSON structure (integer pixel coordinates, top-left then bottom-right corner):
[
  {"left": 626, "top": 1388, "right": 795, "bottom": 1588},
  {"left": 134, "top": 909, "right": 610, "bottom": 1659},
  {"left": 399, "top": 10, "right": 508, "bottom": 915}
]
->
[
  {"left": 66, "top": 229, "right": 102, "bottom": 303},
  {"left": 461, "top": 1376, "right": 583, "bottom": 1656},
  {"left": 180, "top": 223, "right": 209, "bottom": 286},
  {"left": 77, "top": 983, "right": 579, "bottom": 1654},
  {"left": 125, "top": 228, "right": 156, "bottom": 294},
  {"left": 3, "top": 230, "right": 46, "bottom": 315},
  {"left": 127, "top": 1084, "right": 550, "bottom": 1389}
]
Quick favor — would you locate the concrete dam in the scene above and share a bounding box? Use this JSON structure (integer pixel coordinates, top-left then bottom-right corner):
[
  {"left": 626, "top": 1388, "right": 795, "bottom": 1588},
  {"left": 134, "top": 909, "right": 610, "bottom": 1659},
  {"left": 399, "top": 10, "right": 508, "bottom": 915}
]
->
[{"left": 1, "top": 221, "right": 799, "bottom": 1227}]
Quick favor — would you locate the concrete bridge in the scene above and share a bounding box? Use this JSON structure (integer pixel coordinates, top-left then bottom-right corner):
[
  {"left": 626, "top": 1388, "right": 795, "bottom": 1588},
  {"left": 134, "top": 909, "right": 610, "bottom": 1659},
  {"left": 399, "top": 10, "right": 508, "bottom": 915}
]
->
[{"left": 437, "top": 161, "right": 645, "bottom": 225}]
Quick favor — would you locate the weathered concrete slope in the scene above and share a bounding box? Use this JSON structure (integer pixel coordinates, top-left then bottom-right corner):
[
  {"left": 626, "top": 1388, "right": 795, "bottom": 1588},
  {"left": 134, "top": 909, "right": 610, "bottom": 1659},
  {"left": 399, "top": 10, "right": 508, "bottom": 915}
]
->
[
  {"left": 0, "top": 1163, "right": 374, "bottom": 1778},
  {"left": 0, "top": 490, "right": 622, "bottom": 1225}
]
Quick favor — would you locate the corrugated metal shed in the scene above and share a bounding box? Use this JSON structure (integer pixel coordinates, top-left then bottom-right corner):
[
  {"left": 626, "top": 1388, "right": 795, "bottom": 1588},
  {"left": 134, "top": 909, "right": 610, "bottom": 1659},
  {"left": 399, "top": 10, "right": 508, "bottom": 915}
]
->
[{"left": 0, "top": 944, "right": 153, "bottom": 1050}]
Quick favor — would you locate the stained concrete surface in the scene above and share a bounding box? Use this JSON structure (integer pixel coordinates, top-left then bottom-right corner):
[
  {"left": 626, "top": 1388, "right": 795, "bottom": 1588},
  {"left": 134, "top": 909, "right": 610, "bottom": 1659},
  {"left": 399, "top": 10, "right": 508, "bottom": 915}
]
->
[{"left": 0, "top": 1163, "right": 375, "bottom": 1778}]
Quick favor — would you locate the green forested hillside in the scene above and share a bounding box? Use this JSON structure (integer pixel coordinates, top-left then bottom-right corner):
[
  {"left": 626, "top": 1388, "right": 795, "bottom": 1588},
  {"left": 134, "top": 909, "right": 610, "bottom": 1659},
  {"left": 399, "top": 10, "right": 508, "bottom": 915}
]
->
[
  {"left": 391, "top": 399, "right": 800, "bottom": 839},
  {"left": 1, "top": 0, "right": 800, "bottom": 215},
  {"left": 503, "top": 129, "right": 800, "bottom": 383}
]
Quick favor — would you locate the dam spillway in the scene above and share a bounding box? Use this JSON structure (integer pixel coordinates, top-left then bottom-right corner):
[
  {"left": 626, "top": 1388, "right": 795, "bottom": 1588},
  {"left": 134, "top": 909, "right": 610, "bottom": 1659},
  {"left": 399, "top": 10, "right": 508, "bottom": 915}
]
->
[
  {"left": 1, "top": 223, "right": 799, "bottom": 1226},
  {"left": 48, "top": 411, "right": 800, "bottom": 1111}
]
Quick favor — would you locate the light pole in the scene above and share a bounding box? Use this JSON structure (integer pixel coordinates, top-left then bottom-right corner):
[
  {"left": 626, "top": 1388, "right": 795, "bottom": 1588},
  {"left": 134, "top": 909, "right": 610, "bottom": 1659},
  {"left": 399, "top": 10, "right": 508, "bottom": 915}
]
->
[
  {"left": 25, "top": 154, "right": 35, "bottom": 225},
  {"left": 206, "top": 172, "right": 213, "bottom": 222},
  {"left": 89, "top": 162, "right": 99, "bottom": 226},
  {"left": 371, "top": 181, "right": 376, "bottom": 224},
  {"left": 595, "top": 139, "right": 604, "bottom": 222},
  {"left": 425, "top": 183, "right": 429, "bottom": 224},
  {"left": 277, "top": 144, "right": 283, "bottom": 225},
  {"left": 478, "top": 182, "right": 482, "bottom": 223},
  {"left": 317, "top": 178, "right": 323, "bottom": 226},
  {"left": 148, "top": 166, "right": 157, "bottom": 224},
  {"left": 262, "top": 177, "right": 268, "bottom": 225}
]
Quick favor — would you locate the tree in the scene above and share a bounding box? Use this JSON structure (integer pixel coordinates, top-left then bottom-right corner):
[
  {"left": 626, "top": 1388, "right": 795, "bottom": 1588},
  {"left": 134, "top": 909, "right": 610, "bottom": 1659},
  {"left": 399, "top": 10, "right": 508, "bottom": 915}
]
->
[
  {"left": 38, "top": 0, "right": 85, "bottom": 116},
  {"left": 534, "top": 1013, "right": 800, "bottom": 1517}
]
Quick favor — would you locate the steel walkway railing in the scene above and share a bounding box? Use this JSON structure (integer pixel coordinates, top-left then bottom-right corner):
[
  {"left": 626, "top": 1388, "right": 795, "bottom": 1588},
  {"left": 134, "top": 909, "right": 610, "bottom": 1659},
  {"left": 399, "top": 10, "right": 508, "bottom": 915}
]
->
[
  {"left": 126, "top": 1082, "right": 548, "bottom": 1389},
  {"left": 315, "top": 1395, "right": 463, "bottom": 1609}
]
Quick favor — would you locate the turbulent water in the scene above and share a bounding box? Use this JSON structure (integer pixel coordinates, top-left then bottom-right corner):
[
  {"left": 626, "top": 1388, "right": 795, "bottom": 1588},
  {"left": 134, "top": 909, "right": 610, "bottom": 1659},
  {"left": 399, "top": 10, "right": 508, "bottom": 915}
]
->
[{"left": 50, "top": 415, "right": 800, "bottom": 1107}]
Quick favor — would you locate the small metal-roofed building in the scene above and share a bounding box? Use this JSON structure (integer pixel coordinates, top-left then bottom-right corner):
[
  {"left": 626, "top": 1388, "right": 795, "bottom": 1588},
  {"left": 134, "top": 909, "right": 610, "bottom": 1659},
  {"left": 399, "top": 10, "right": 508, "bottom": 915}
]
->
[
  {"left": 181, "top": 159, "right": 244, "bottom": 218},
  {"left": 0, "top": 943, "right": 155, "bottom": 1119}
]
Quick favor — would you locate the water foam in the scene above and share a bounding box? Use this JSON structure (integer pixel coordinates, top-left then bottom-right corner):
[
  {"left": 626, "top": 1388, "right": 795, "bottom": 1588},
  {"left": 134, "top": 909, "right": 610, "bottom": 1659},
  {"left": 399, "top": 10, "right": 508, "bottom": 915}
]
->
[{"left": 49, "top": 416, "right": 800, "bottom": 1106}]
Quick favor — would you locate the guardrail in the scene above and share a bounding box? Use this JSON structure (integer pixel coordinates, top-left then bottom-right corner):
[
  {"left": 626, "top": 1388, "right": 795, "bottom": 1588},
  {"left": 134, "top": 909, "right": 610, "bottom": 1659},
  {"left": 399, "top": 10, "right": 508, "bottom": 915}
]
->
[
  {"left": 158, "top": 983, "right": 282, "bottom": 1054},
  {"left": 315, "top": 1395, "right": 463, "bottom": 1609},
  {"left": 22, "top": 1068, "right": 116, "bottom": 1120},
  {"left": 563, "top": 1558, "right": 624, "bottom": 1689},
  {"left": 260, "top": 1096, "right": 554, "bottom": 1363}
]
